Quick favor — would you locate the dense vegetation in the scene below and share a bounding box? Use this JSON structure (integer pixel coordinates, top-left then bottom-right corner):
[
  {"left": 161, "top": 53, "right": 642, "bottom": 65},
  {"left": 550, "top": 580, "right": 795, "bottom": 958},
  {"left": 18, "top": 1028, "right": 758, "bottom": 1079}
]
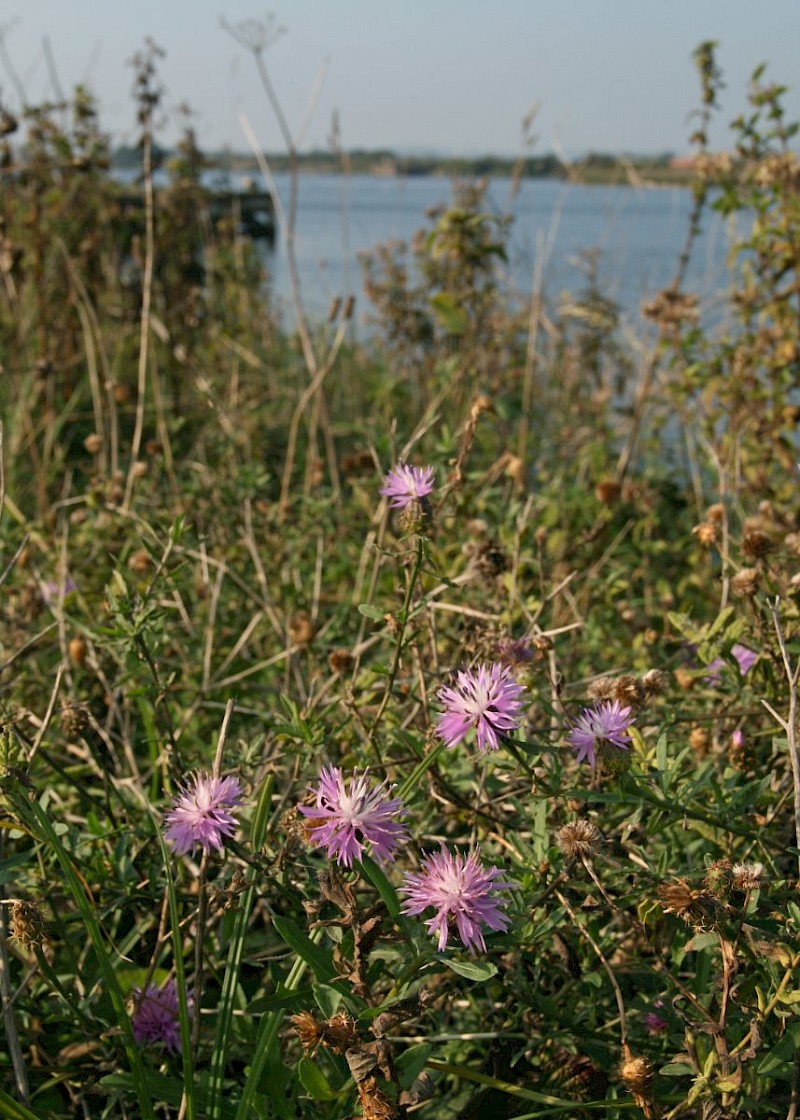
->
[{"left": 1, "top": 37, "right": 800, "bottom": 1120}]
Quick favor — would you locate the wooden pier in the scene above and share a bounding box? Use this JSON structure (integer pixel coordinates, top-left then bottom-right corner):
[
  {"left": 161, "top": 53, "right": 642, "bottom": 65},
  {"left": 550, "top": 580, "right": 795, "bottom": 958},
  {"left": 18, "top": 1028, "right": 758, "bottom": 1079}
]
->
[{"left": 116, "top": 188, "right": 276, "bottom": 243}]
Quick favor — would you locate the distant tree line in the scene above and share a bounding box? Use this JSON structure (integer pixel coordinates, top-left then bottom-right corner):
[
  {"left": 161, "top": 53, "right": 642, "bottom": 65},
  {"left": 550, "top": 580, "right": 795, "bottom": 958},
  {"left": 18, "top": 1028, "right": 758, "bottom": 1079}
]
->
[{"left": 110, "top": 145, "right": 692, "bottom": 183}]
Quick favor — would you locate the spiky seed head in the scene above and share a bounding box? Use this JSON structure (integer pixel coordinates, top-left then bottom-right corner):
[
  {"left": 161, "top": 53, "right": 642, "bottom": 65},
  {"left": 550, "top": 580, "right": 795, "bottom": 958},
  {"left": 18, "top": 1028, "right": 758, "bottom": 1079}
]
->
[{"left": 556, "top": 820, "right": 603, "bottom": 860}]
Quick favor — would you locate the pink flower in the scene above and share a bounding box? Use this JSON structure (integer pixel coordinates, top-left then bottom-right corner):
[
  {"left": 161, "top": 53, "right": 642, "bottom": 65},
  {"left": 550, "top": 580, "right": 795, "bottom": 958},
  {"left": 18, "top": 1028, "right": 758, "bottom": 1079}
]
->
[
  {"left": 164, "top": 773, "right": 243, "bottom": 856},
  {"left": 401, "top": 845, "right": 514, "bottom": 954},
  {"left": 568, "top": 700, "right": 634, "bottom": 766},
  {"left": 731, "top": 643, "right": 758, "bottom": 676},
  {"left": 436, "top": 662, "right": 526, "bottom": 753},
  {"left": 131, "top": 979, "right": 187, "bottom": 1052},
  {"left": 704, "top": 643, "right": 758, "bottom": 683},
  {"left": 298, "top": 766, "right": 408, "bottom": 867},
  {"left": 643, "top": 1010, "right": 668, "bottom": 1034},
  {"left": 379, "top": 462, "right": 435, "bottom": 509}
]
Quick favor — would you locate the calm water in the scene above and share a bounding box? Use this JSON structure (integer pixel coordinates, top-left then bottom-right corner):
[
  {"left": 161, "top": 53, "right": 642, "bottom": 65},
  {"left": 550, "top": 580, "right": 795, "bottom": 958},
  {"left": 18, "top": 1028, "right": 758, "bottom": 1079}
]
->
[
  {"left": 117, "top": 166, "right": 741, "bottom": 334},
  {"left": 255, "top": 172, "right": 741, "bottom": 334}
]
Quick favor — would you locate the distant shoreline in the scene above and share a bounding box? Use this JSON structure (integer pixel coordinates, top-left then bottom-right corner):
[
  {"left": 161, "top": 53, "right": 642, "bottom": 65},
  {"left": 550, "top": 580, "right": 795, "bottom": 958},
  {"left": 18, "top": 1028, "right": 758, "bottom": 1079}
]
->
[{"left": 111, "top": 146, "right": 697, "bottom": 188}]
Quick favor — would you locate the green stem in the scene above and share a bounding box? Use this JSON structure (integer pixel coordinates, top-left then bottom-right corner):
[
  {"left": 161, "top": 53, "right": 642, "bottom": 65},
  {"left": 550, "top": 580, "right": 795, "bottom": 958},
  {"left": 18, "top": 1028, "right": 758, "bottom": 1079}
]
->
[{"left": 367, "top": 534, "right": 426, "bottom": 767}]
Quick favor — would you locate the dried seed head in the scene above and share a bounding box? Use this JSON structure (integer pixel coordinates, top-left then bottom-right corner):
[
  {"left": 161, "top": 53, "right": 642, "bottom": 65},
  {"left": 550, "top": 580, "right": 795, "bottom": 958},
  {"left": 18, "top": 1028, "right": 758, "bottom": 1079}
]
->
[
  {"left": 321, "top": 1011, "right": 360, "bottom": 1053},
  {"left": 281, "top": 805, "right": 305, "bottom": 844},
  {"left": 731, "top": 567, "right": 760, "bottom": 598},
  {"left": 731, "top": 862, "right": 764, "bottom": 893},
  {"left": 704, "top": 859, "right": 733, "bottom": 898},
  {"left": 556, "top": 819, "right": 603, "bottom": 860},
  {"left": 291, "top": 1010, "right": 324, "bottom": 1054},
  {"left": 357, "top": 1075, "right": 399, "bottom": 1120},
  {"left": 692, "top": 521, "right": 717, "bottom": 548},
  {"left": 83, "top": 433, "right": 103, "bottom": 455},
  {"left": 60, "top": 703, "right": 91, "bottom": 738},
  {"left": 611, "top": 674, "right": 645, "bottom": 709},
  {"left": 327, "top": 648, "right": 354, "bottom": 676},
  {"left": 548, "top": 1047, "right": 607, "bottom": 1099},
  {"left": 289, "top": 611, "right": 315, "bottom": 646},
  {"left": 657, "top": 878, "right": 718, "bottom": 928},
  {"left": 706, "top": 503, "right": 725, "bottom": 524},
  {"left": 10, "top": 900, "right": 47, "bottom": 948},
  {"left": 587, "top": 677, "right": 616, "bottom": 702},
  {"left": 619, "top": 1045, "right": 655, "bottom": 1111},
  {"left": 689, "top": 726, "right": 711, "bottom": 756},
  {"left": 742, "top": 528, "right": 772, "bottom": 561},
  {"left": 595, "top": 478, "right": 622, "bottom": 504},
  {"left": 641, "top": 668, "right": 670, "bottom": 697},
  {"left": 128, "top": 548, "right": 151, "bottom": 574},
  {"left": 674, "top": 667, "right": 695, "bottom": 692}
]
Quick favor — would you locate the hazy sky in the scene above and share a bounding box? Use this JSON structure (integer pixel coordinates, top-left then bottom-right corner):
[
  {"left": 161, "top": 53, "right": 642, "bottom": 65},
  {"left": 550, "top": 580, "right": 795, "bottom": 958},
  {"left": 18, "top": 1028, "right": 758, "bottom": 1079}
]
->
[{"left": 1, "top": 1, "right": 799, "bottom": 157}]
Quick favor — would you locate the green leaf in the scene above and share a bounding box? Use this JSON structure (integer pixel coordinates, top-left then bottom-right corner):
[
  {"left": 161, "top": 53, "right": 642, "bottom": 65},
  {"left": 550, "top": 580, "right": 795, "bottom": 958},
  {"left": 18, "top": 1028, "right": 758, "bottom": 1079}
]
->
[
  {"left": 358, "top": 604, "right": 385, "bottom": 621},
  {"left": 396, "top": 1043, "right": 432, "bottom": 1089},
  {"left": 357, "top": 854, "right": 401, "bottom": 919},
  {"left": 246, "top": 985, "right": 312, "bottom": 1014},
  {"left": 314, "top": 983, "right": 343, "bottom": 1018},
  {"left": 682, "top": 931, "right": 718, "bottom": 953},
  {"left": 659, "top": 1062, "right": 695, "bottom": 1077},
  {"left": 272, "top": 915, "right": 337, "bottom": 982},
  {"left": 656, "top": 731, "right": 668, "bottom": 773},
  {"left": 298, "top": 1057, "right": 340, "bottom": 1101},
  {"left": 758, "top": 1021, "right": 800, "bottom": 1079},
  {"left": 443, "top": 958, "right": 498, "bottom": 982},
  {"left": 0, "top": 1088, "right": 44, "bottom": 1120},
  {"left": 250, "top": 773, "right": 274, "bottom": 850},
  {"left": 429, "top": 292, "right": 468, "bottom": 335},
  {"left": 12, "top": 797, "right": 157, "bottom": 1120},
  {"left": 100, "top": 1073, "right": 238, "bottom": 1119}
]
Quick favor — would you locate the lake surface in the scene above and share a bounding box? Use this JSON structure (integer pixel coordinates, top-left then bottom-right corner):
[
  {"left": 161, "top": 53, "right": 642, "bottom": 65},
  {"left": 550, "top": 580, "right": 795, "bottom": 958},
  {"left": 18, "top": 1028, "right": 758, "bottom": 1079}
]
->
[
  {"left": 116, "top": 165, "right": 742, "bottom": 336},
  {"left": 254, "top": 172, "right": 742, "bottom": 336}
]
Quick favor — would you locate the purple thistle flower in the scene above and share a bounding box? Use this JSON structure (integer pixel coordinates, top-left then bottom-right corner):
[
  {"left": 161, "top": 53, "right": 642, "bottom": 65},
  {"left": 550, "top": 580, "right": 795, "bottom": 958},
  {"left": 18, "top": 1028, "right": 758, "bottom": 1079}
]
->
[
  {"left": 494, "top": 635, "right": 534, "bottom": 668},
  {"left": 568, "top": 700, "right": 634, "bottom": 767},
  {"left": 131, "top": 979, "right": 187, "bottom": 1053},
  {"left": 643, "top": 1009, "right": 668, "bottom": 1035},
  {"left": 298, "top": 766, "right": 409, "bottom": 867},
  {"left": 436, "top": 662, "right": 526, "bottom": 753},
  {"left": 704, "top": 643, "right": 758, "bottom": 683},
  {"left": 703, "top": 657, "right": 725, "bottom": 686},
  {"left": 41, "top": 574, "right": 78, "bottom": 605},
  {"left": 400, "top": 845, "right": 514, "bottom": 954},
  {"left": 731, "top": 643, "right": 758, "bottom": 676},
  {"left": 379, "top": 462, "right": 435, "bottom": 509},
  {"left": 164, "top": 772, "right": 243, "bottom": 856}
]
